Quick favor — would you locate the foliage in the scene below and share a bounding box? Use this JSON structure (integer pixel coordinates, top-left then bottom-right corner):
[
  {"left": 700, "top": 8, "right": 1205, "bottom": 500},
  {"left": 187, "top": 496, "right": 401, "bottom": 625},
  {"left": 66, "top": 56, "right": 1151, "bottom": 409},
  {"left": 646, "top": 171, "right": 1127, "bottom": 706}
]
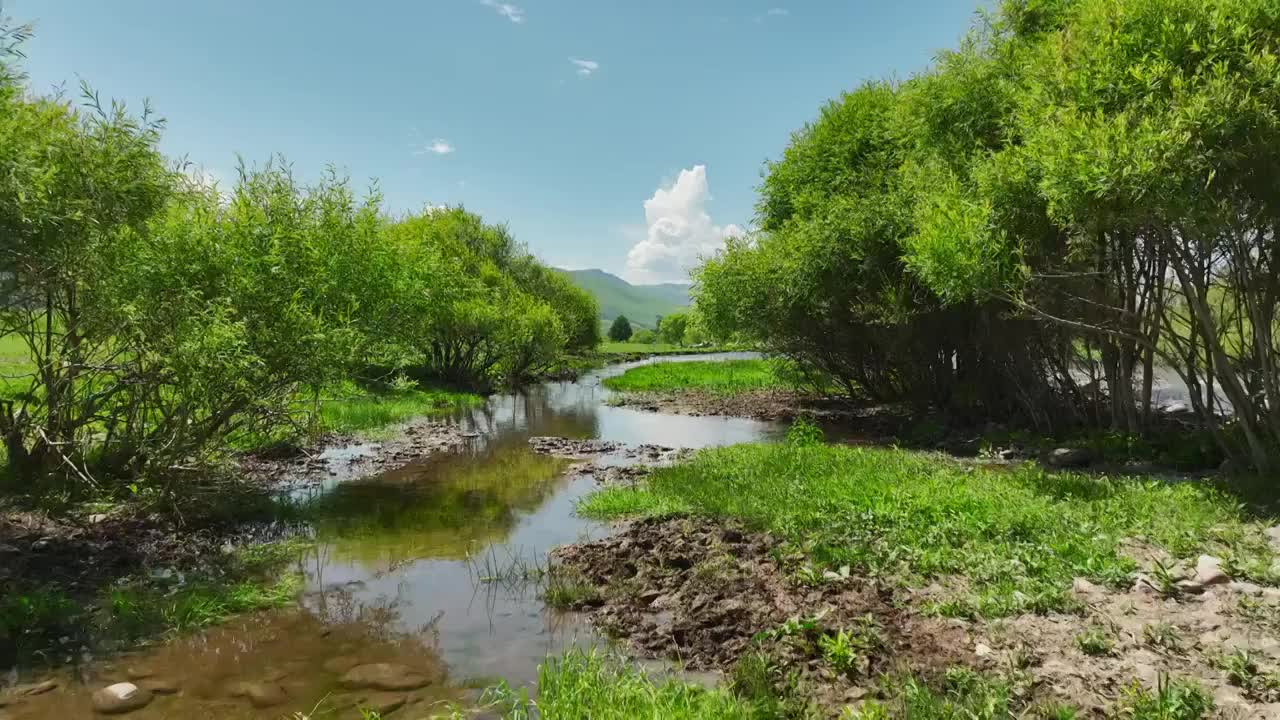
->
[
  {"left": 0, "top": 25, "right": 593, "bottom": 490},
  {"left": 694, "top": 0, "right": 1280, "bottom": 470},
  {"left": 1116, "top": 676, "right": 1214, "bottom": 720},
  {"left": 630, "top": 329, "right": 657, "bottom": 344},
  {"left": 608, "top": 314, "right": 634, "bottom": 342},
  {"left": 579, "top": 443, "right": 1277, "bottom": 617},
  {"left": 658, "top": 311, "right": 690, "bottom": 345}
]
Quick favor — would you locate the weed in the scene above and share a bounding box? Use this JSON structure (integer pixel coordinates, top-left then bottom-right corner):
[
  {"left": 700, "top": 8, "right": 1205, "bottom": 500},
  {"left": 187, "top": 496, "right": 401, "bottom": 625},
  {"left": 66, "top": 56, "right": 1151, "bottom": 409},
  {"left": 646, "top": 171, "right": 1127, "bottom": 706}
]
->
[
  {"left": 847, "top": 668, "right": 1026, "bottom": 719},
  {"left": 1075, "top": 624, "right": 1116, "bottom": 657},
  {"left": 1213, "top": 648, "right": 1279, "bottom": 697},
  {"left": 819, "top": 629, "right": 859, "bottom": 675},
  {"left": 1148, "top": 559, "right": 1184, "bottom": 597},
  {"left": 543, "top": 567, "right": 601, "bottom": 609},
  {"left": 518, "top": 648, "right": 760, "bottom": 719},
  {"left": 1116, "top": 675, "right": 1213, "bottom": 719},
  {"left": 786, "top": 417, "right": 824, "bottom": 447}
]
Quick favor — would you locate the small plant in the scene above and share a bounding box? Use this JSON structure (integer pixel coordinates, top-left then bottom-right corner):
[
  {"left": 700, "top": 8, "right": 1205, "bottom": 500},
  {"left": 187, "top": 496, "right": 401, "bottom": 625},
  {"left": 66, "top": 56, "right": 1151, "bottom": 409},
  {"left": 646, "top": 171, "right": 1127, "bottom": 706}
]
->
[
  {"left": 388, "top": 372, "right": 418, "bottom": 392},
  {"left": 1142, "top": 623, "right": 1184, "bottom": 654},
  {"left": 819, "top": 629, "right": 858, "bottom": 675},
  {"left": 787, "top": 417, "right": 824, "bottom": 447},
  {"left": 1212, "top": 647, "right": 1279, "bottom": 697},
  {"left": 543, "top": 568, "right": 601, "bottom": 609},
  {"left": 1117, "top": 675, "right": 1213, "bottom": 720},
  {"left": 1075, "top": 624, "right": 1116, "bottom": 657},
  {"left": 1148, "top": 559, "right": 1184, "bottom": 597}
]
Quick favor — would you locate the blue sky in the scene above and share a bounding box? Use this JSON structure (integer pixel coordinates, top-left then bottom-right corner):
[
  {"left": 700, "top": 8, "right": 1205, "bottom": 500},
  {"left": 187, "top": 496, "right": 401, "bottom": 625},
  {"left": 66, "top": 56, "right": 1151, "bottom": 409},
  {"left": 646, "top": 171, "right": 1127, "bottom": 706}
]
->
[{"left": 13, "top": 0, "right": 979, "bottom": 283}]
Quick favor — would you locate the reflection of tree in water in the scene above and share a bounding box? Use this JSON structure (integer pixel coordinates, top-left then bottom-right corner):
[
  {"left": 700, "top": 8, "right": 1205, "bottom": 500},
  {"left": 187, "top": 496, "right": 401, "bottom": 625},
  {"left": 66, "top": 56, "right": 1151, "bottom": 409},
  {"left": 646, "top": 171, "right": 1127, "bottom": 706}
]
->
[
  {"left": 455, "top": 384, "right": 602, "bottom": 443},
  {"left": 304, "top": 445, "right": 571, "bottom": 568}
]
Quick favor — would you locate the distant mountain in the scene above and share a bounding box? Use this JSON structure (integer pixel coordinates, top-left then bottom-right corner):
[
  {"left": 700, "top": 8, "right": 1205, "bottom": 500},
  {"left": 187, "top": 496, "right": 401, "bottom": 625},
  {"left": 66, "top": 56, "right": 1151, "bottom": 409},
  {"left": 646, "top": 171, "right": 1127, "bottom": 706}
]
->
[{"left": 559, "top": 269, "right": 691, "bottom": 329}]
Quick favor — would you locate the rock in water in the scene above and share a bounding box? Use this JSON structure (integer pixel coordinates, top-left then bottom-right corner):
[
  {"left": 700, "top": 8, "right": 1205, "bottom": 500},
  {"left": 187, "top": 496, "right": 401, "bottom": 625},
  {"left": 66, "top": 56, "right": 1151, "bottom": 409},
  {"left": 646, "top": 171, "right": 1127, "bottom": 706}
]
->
[
  {"left": 243, "top": 682, "right": 288, "bottom": 708},
  {"left": 362, "top": 692, "right": 407, "bottom": 715},
  {"left": 91, "top": 683, "right": 153, "bottom": 714},
  {"left": 340, "top": 663, "right": 433, "bottom": 691},
  {"left": 1046, "top": 447, "right": 1092, "bottom": 468}
]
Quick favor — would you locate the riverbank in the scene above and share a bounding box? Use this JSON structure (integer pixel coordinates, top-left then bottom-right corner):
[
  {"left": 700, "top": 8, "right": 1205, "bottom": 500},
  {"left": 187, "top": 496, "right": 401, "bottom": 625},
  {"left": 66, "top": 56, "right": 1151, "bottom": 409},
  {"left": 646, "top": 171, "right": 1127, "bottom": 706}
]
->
[
  {"left": 0, "top": 405, "right": 475, "bottom": 675},
  {"left": 551, "top": 441, "right": 1280, "bottom": 718}
]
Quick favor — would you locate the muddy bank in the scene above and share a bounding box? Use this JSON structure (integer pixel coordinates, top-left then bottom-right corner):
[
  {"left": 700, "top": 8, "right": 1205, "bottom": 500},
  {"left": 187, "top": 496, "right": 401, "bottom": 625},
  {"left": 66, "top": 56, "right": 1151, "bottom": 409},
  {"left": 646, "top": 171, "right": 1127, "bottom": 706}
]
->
[
  {"left": 608, "top": 388, "right": 857, "bottom": 422},
  {"left": 553, "top": 517, "right": 978, "bottom": 714},
  {"left": 553, "top": 516, "right": 1280, "bottom": 718},
  {"left": 238, "top": 418, "right": 470, "bottom": 489}
]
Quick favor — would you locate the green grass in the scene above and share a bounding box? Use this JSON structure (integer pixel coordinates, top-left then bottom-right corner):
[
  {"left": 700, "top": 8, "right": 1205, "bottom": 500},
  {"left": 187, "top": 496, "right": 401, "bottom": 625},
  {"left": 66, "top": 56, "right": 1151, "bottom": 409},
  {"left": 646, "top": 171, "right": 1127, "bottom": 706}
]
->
[
  {"left": 315, "top": 382, "right": 482, "bottom": 438},
  {"left": 484, "top": 649, "right": 761, "bottom": 719},
  {"left": 603, "top": 359, "right": 786, "bottom": 395},
  {"left": 578, "top": 443, "right": 1277, "bottom": 618}
]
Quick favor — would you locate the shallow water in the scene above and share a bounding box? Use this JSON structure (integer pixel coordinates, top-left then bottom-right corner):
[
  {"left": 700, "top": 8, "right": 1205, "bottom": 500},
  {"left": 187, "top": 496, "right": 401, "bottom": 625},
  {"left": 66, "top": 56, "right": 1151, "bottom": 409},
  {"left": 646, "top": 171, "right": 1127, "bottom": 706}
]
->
[{"left": 4, "top": 353, "right": 782, "bottom": 718}]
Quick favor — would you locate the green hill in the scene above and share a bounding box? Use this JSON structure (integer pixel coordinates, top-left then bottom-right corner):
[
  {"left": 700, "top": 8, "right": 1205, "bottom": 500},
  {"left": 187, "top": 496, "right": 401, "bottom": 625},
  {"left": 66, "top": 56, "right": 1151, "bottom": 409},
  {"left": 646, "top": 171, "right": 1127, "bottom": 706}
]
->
[{"left": 559, "top": 269, "right": 690, "bottom": 330}]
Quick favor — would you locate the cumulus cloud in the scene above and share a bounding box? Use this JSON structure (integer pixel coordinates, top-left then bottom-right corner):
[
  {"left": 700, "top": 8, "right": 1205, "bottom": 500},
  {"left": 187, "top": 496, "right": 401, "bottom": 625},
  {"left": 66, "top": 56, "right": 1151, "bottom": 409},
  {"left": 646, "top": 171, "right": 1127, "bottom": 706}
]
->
[
  {"left": 480, "top": 0, "right": 525, "bottom": 23},
  {"left": 414, "top": 139, "right": 455, "bottom": 156},
  {"left": 624, "top": 165, "right": 742, "bottom": 284},
  {"left": 569, "top": 57, "right": 599, "bottom": 77}
]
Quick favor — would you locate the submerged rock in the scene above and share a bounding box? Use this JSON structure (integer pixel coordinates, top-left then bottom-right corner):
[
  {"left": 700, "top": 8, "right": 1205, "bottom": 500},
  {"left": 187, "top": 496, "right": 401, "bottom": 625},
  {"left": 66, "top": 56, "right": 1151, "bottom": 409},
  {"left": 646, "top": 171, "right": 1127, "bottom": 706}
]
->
[
  {"left": 361, "top": 692, "right": 407, "bottom": 715},
  {"left": 91, "top": 682, "right": 153, "bottom": 714},
  {"left": 340, "top": 663, "right": 434, "bottom": 691},
  {"left": 138, "top": 678, "right": 180, "bottom": 695},
  {"left": 243, "top": 682, "right": 288, "bottom": 708},
  {"left": 323, "top": 655, "right": 361, "bottom": 674}
]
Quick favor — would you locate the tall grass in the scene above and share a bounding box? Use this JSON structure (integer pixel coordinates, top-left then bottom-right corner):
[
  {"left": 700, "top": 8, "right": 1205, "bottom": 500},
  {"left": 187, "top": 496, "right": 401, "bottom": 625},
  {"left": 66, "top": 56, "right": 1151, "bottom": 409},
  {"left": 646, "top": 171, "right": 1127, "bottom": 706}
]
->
[
  {"left": 603, "top": 359, "right": 786, "bottom": 395},
  {"left": 579, "top": 444, "right": 1278, "bottom": 617}
]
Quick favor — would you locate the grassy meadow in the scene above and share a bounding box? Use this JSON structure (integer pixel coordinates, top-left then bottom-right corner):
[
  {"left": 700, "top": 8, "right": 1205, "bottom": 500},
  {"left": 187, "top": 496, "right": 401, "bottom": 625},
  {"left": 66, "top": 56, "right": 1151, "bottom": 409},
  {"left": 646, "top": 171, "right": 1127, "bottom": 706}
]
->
[
  {"left": 602, "top": 359, "right": 787, "bottom": 395},
  {"left": 579, "top": 442, "right": 1277, "bottom": 618}
]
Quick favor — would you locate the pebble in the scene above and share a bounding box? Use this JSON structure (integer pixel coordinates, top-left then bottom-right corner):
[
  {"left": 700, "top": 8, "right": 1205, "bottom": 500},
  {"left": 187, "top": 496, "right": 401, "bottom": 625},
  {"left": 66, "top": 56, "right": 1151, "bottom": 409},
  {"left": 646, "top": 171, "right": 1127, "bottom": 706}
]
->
[
  {"left": 91, "top": 683, "right": 153, "bottom": 714},
  {"left": 975, "top": 643, "right": 993, "bottom": 658}
]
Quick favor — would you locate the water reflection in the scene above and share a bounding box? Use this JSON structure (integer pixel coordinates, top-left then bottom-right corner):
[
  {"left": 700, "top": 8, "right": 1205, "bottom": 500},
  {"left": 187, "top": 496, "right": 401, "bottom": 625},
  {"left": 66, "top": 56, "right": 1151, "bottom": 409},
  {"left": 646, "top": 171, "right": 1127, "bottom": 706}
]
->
[{"left": 7, "top": 353, "right": 784, "bottom": 716}]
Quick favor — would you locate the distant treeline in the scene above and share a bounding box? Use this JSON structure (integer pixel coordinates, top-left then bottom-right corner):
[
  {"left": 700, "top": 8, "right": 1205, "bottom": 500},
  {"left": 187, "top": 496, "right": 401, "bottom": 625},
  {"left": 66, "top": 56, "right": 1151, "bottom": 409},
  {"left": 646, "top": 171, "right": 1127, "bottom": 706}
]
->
[
  {"left": 696, "top": 0, "right": 1280, "bottom": 470},
  {"left": 0, "top": 22, "right": 597, "bottom": 487}
]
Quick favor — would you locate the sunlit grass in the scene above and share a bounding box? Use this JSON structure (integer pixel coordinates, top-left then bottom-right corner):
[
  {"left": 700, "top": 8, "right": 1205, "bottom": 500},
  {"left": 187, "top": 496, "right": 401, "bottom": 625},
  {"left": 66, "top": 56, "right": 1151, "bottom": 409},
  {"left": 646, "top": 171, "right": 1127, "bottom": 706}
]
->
[
  {"left": 482, "top": 649, "right": 759, "bottom": 719},
  {"left": 603, "top": 359, "right": 787, "bottom": 395},
  {"left": 315, "top": 383, "right": 482, "bottom": 438},
  {"left": 579, "top": 443, "right": 1278, "bottom": 618}
]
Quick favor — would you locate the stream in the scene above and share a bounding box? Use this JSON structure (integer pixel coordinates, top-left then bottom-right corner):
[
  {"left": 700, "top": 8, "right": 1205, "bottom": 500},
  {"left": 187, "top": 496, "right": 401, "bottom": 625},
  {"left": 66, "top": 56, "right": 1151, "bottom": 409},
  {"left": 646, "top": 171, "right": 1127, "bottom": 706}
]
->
[{"left": 5, "top": 353, "right": 780, "bottom": 719}]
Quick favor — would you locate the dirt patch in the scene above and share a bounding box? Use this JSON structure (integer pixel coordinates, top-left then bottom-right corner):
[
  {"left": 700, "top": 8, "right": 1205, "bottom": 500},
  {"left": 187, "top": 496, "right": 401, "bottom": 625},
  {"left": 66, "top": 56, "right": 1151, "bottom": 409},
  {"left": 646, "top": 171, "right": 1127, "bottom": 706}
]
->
[
  {"left": 553, "top": 517, "right": 980, "bottom": 715},
  {"left": 981, "top": 574, "right": 1280, "bottom": 718},
  {"left": 609, "top": 388, "right": 857, "bottom": 422},
  {"left": 553, "top": 517, "right": 1280, "bottom": 718}
]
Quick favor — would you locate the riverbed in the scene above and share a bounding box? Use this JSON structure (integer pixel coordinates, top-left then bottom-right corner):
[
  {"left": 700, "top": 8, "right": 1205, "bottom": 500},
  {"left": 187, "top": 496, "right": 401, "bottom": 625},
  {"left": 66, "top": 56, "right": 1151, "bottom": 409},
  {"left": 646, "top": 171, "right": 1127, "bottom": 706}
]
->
[{"left": 4, "top": 353, "right": 779, "bottom": 719}]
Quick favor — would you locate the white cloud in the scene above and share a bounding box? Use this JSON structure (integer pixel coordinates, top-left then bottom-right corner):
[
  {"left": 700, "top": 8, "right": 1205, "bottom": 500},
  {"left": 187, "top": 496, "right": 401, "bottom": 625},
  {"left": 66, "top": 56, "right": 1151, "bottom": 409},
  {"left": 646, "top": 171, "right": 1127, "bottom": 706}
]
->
[
  {"left": 480, "top": 0, "right": 525, "bottom": 24},
  {"left": 569, "top": 57, "right": 599, "bottom": 77},
  {"left": 767, "top": 7, "right": 789, "bottom": 16},
  {"left": 624, "top": 165, "right": 743, "bottom": 284},
  {"left": 414, "top": 138, "right": 455, "bottom": 156}
]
